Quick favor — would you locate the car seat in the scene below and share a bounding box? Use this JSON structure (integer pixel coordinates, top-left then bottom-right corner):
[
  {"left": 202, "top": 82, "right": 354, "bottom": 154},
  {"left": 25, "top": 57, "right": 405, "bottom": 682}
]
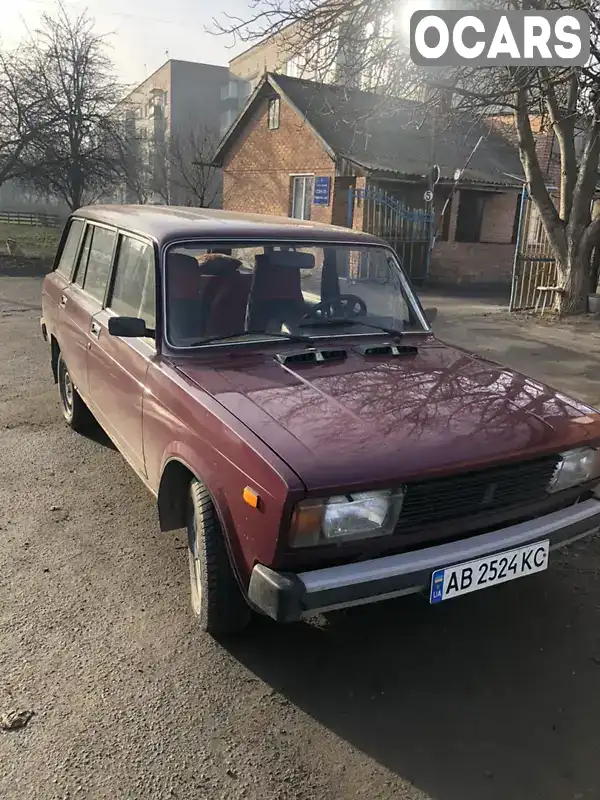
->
[
  {"left": 167, "top": 252, "right": 204, "bottom": 343},
  {"left": 246, "top": 252, "right": 309, "bottom": 331},
  {"left": 198, "top": 254, "right": 252, "bottom": 338}
]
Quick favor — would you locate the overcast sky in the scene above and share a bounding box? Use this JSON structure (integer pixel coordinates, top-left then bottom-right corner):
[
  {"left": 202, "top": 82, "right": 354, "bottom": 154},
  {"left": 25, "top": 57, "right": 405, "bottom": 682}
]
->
[{"left": 4, "top": 0, "right": 253, "bottom": 86}]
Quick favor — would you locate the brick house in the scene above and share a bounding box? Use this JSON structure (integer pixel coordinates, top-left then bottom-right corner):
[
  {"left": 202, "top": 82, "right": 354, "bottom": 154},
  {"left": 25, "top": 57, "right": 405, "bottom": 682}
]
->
[{"left": 213, "top": 73, "right": 526, "bottom": 288}]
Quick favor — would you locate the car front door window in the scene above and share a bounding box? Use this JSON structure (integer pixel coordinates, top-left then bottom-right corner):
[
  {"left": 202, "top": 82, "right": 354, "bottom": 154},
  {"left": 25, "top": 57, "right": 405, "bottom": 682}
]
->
[{"left": 109, "top": 236, "right": 156, "bottom": 330}]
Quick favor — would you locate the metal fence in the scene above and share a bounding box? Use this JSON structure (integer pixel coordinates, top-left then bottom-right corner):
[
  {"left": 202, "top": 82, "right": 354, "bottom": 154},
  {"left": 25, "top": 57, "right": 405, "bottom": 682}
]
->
[
  {"left": 509, "top": 187, "right": 558, "bottom": 312},
  {"left": 347, "top": 186, "right": 433, "bottom": 281},
  {"left": 0, "top": 210, "right": 64, "bottom": 228}
]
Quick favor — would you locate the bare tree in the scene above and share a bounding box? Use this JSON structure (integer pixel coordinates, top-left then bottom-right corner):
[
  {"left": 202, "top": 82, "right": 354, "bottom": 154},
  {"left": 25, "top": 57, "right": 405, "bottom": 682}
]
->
[
  {"left": 22, "top": 5, "right": 125, "bottom": 210},
  {"left": 0, "top": 45, "right": 54, "bottom": 188},
  {"left": 116, "top": 124, "right": 156, "bottom": 204},
  {"left": 216, "top": 0, "right": 600, "bottom": 313},
  {"left": 119, "top": 124, "right": 221, "bottom": 207},
  {"left": 167, "top": 126, "right": 221, "bottom": 207}
]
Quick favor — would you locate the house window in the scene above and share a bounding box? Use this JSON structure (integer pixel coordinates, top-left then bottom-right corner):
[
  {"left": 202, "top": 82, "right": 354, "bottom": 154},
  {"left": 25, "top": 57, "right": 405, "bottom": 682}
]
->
[
  {"left": 290, "top": 175, "right": 314, "bottom": 220},
  {"left": 268, "top": 97, "right": 280, "bottom": 130},
  {"left": 455, "top": 190, "right": 486, "bottom": 243}
]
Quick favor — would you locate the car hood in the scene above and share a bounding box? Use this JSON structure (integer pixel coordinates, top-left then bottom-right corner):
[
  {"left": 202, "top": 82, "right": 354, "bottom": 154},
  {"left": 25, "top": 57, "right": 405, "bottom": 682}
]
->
[{"left": 175, "top": 339, "right": 600, "bottom": 492}]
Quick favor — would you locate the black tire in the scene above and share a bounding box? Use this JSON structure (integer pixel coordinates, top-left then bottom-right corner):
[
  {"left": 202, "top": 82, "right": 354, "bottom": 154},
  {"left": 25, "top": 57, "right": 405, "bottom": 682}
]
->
[
  {"left": 57, "top": 354, "right": 93, "bottom": 433},
  {"left": 187, "top": 478, "right": 252, "bottom": 635}
]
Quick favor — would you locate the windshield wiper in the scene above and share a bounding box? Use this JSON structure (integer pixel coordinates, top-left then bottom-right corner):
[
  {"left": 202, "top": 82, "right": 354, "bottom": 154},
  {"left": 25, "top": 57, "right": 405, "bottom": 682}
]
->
[
  {"left": 298, "top": 318, "right": 404, "bottom": 337},
  {"left": 184, "top": 330, "right": 315, "bottom": 347}
]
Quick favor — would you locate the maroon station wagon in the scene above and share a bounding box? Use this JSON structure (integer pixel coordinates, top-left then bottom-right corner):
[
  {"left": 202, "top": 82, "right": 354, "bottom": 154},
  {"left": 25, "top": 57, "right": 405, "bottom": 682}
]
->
[{"left": 41, "top": 205, "right": 600, "bottom": 634}]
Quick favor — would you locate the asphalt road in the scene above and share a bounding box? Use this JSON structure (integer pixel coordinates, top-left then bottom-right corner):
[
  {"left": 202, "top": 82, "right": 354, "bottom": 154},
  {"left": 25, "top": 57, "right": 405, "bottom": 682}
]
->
[{"left": 2, "top": 274, "right": 600, "bottom": 800}]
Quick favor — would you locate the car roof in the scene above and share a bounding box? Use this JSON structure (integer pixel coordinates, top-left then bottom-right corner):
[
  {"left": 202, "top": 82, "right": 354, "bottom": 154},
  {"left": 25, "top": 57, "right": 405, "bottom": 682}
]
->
[{"left": 73, "top": 205, "right": 386, "bottom": 248}]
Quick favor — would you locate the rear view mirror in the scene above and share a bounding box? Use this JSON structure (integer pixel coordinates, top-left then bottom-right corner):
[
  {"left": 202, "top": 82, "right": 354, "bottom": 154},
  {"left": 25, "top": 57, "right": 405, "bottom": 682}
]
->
[
  {"left": 108, "top": 316, "right": 148, "bottom": 338},
  {"left": 424, "top": 307, "right": 438, "bottom": 324}
]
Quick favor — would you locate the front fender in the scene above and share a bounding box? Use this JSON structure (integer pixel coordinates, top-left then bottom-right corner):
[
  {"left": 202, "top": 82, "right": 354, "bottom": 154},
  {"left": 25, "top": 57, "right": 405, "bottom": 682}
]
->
[
  {"left": 157, "top": 442, "right": 250, "bottom": 587},
  {"left": 157, "top": 438, "right": 298, "bottom": 586}
]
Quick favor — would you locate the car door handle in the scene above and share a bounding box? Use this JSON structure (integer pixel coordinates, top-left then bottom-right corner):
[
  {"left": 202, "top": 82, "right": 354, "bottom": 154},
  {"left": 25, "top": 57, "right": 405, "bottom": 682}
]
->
[
  {"left": 90, "top": 321, "right": 101, "bottom": 339},
  {"left": 59, "top": 295, "right": 67, "bottom": 308}
]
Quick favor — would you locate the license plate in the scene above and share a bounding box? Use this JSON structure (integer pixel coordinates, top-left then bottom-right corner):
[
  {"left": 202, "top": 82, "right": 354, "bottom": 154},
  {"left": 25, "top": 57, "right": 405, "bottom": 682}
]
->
[{"left": 430, "top": 540, "right": 550, "bottom": 603}]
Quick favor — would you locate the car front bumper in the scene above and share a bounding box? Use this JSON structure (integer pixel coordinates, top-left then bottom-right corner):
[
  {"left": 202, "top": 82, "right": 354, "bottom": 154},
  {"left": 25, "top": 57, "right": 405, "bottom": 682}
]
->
[{"left": 247, "top": 499, "right": 600, "bottom": 622}]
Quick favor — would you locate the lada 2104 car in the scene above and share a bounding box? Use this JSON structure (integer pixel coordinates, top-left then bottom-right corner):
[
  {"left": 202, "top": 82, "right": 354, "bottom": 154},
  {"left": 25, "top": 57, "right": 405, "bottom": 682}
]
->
[{"left": 41, "top": 205, "right": 600, "bottom": 634}]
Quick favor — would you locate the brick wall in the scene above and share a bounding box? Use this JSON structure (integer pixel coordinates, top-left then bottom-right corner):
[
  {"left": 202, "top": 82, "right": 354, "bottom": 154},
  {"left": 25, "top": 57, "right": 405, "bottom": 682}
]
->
[
  {"left": 480, "top": 192, "right": 519, "bottom": 243},
  {"left": 222, "top": 93, "right": 336, "bottom": 223},
  {"left": 429, "top": 188, "right": 518, "bottom": 286},
  {"left": 429, "top": 243, "right": 515, "bottom": 285}
]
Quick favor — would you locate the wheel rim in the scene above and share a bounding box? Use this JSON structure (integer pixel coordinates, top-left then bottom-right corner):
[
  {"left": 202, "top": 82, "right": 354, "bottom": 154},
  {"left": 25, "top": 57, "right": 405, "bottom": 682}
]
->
[
  {"left": 187, "top": 500, "right": 203, "bottom": 614},
  {"left": 59, "top": 361, "right": 73, "bottom": 417}
]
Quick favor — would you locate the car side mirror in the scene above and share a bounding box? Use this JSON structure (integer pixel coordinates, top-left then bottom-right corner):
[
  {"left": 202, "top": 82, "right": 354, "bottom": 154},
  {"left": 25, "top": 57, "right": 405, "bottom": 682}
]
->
[
  {"left": 108, "top": 316, "right": 149, "bottom": 338},
  {"left": 424, "top": 307, "right": 438, "bottom": 324}
]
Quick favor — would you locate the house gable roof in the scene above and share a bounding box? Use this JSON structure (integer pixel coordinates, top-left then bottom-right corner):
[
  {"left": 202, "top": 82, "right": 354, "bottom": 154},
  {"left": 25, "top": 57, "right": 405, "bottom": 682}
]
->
[
  {"left": 213, "top": 73, "right": 336, "bottom": 166},
  {"left": 214, "top": 73, "right": 524, "bottom": 188}
]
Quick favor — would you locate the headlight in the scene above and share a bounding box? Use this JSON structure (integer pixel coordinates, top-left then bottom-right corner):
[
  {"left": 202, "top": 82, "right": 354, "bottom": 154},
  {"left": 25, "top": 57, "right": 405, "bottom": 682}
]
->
[
  {"left": 548, "top": 447, "right": 600, "bottom": 493},
  {"left": 289, "top": 488, "right": 405, "bottom": 548}
]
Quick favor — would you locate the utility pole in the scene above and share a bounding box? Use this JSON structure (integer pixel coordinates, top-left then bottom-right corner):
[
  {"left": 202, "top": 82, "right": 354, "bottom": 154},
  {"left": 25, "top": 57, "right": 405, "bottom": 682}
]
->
[
  {"left": 430, "top": 135, "right": 484, "bottom": 251},
  {"left": 424, "top": 88, "right": 440, "bottom": 278}
]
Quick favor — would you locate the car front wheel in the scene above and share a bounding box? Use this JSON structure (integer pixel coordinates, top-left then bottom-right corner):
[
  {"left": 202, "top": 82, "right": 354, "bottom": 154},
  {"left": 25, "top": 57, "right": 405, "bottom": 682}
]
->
[
  {"left": 57, "top": 355, "right": 92, "bottom": 432},
  {"left": 187, "top": 478, "right": 252, "bottom": 635}
]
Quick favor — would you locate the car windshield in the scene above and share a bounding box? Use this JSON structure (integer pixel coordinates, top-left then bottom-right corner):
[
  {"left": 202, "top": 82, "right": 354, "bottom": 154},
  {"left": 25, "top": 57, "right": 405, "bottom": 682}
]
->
[{"left": 163, "top": 241, "right": 427, "bottom": 348}]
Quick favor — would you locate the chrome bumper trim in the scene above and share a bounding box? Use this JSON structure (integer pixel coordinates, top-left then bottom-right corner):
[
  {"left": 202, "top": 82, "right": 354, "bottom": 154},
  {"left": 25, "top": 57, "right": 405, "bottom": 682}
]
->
[{"left": 247, "top": 499, "right": 600, "bottom": 621}]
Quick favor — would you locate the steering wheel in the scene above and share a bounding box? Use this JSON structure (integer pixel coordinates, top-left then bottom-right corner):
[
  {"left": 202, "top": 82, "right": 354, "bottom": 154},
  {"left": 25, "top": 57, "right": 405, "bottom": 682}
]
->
[{"left": 302, "top": 294, "right": 367, "bottom": 321}]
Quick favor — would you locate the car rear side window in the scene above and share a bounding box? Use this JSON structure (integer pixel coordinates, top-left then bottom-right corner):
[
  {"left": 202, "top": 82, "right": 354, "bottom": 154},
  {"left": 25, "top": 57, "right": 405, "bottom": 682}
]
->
[
  {"left": 82, "top": 226, "right": 117, "bottom": 303},
  {"left": 108, "top": 235, "right": 156, "bottom": 329},
  {"left": 55, "top": 219, "right": 84, "bottom": 279}
]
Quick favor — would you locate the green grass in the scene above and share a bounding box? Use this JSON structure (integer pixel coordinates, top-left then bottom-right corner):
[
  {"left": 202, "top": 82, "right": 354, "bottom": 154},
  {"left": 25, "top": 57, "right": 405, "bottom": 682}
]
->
[{"left": 0, "top": 222, "right": 61, "bottom": 260}]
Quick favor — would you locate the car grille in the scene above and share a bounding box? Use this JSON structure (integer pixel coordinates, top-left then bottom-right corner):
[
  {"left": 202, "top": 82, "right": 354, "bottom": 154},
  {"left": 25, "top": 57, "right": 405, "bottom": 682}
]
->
[{"left": 397, "top": 454, "right": 562, "bottom": 531}]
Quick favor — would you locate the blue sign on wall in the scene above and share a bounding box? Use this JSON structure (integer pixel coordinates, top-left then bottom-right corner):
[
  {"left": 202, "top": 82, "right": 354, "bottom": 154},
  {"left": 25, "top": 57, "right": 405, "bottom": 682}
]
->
[{"left": 313, "top": 176, "right": 331, "bottom": 206}]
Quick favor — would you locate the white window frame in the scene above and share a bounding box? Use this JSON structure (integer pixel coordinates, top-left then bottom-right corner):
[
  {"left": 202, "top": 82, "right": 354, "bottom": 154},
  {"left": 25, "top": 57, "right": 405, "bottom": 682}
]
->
[{"left": 290, "top": 173, "right": 314, "bottom": 221}]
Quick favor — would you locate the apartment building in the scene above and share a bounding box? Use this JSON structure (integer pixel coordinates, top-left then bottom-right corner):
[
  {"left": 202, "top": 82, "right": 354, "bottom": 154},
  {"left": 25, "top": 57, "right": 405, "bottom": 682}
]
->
[
  {"left": 228, "top": 7, "right": 412, "bottom": 94},
  {"left": 118, "top": 59, "right": 250, "bottom": 207},
  {"left": 229, "top": 23, "right": 360, "bottom": 91}
]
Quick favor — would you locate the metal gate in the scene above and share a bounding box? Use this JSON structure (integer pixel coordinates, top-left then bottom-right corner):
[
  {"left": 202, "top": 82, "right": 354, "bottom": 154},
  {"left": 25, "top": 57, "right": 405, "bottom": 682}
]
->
[
  {"left": 510, "top": 186, "right": 558, "bottom": 312},
  {"left": 347, "top": 186, "right": 433, "bottom": 281}
]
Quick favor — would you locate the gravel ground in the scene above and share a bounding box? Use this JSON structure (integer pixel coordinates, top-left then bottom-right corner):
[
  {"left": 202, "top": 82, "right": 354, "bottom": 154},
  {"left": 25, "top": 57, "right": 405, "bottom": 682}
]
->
[{"left": 2, "top": 275, "right": 600, "bottom": 800}]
